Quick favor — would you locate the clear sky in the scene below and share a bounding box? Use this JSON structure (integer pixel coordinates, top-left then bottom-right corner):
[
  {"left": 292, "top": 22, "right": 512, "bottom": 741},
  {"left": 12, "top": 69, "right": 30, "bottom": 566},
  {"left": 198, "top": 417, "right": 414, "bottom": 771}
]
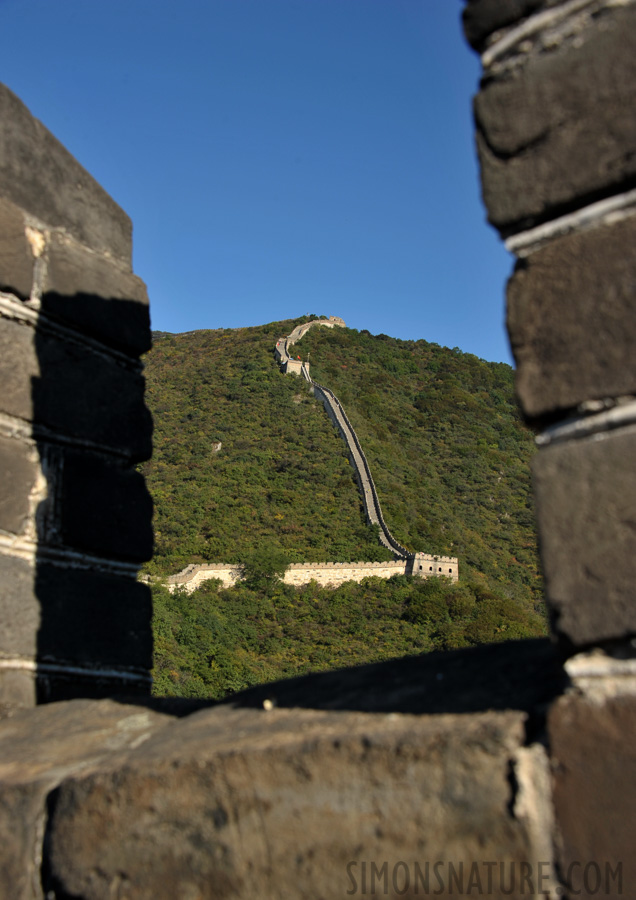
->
[{"left": 1, "top": 0, "right": 515, "bottom": 363}]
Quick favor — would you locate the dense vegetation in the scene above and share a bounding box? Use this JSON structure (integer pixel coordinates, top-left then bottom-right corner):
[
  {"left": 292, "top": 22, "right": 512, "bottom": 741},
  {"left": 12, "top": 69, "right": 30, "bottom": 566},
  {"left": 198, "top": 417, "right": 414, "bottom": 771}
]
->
[
  {"left": 141, "top": 316, "right": 547, "bottom": 698},
  {"left": 152, "top": 574, "right": 545, "bottom": 700},
  {"left": 142, "top": 320, "right": 388, "bottom": 574}
]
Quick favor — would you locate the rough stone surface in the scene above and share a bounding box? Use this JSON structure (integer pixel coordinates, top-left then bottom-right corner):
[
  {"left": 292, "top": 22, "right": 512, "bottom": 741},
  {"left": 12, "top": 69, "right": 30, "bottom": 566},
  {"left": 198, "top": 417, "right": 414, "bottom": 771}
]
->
[
  {"left": 0, "top": 435, "right": 38, "bottom": 535},
  {"left": 35, "top": 565, "right": 153, "bottom": 675},
  {"left": 0, "top": 316, "right": 151, "bottom": 460},
  {"left": 0, "top": 670, "right": 36, "bottom": 718},
  {"left": 0, "top": 558, "right": 152, "bottom": 676},
  {"left": 0, "top": 699, "right": 173, "bottom": 900},
  {"left": 0, "top": 195, "right": 33, "bottom": 299},
  {"left": 475, "top": 5, "right": 636, "bottom": 232},
  {"left": 533, "top": 428, "right": 636, "bottom": 647},
  {"left": 43, "top": 706, "right": 542, "bottom": 899},
  {"left": 507, "top": 216, "right": 636, "bottom": 421},
  {"left": 549, "top": 692, "right": 636, "bottom": 898},
  {"left": 59, "top": 450, "right": 153, "bottom": 562},
  {"left": 463, "top": 0, "right": 560, "bottom": 51},
  {"left": 43, "top": 232, "right": 151, "bottom": 356},
  {"left": 0, "top": 83, "right": 132, "bottom": 264},
  {"left": 0, "top": 555, "right": 38, "bottom": 659}
]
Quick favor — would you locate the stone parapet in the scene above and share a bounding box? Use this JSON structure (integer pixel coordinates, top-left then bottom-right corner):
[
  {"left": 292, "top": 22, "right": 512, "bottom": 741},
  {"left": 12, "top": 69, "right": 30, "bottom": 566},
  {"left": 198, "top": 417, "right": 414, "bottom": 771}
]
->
[
  {"left": 0, "top": 86, "right": 133, "bottom": 264},
  {"left": 0, "top": 82, "right": 153, "bottom": 711},
  {"left": 467, "top": 0, "right": 636, "bottom": 646},
  {"left": 465, "top": 2, "right": 636, "bottom": 892},
  {"left": 164, "top": 563, "right": 241, "bottom": 592},
  {"left": 275, "top": 316, "right": 344, "bottom": 370},
  {"left": 0, "top": 698, "right": 556, "bottom": 900},
  {"left": 164, "top": 554, "right": 458, "bottom": 593}
]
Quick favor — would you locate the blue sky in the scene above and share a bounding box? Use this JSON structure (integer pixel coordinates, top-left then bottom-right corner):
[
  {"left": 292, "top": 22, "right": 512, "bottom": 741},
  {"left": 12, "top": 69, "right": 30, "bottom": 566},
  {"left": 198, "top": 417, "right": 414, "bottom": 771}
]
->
[{"left": 2, "top": 0, "right": 514, "bottom": 363}]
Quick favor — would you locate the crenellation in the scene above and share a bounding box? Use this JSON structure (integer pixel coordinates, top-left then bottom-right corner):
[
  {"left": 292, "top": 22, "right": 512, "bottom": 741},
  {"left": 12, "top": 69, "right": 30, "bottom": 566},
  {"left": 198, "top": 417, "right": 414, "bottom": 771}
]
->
[
  {"left": 278, "top": 321, "right": 434, "bottom": 563},
  {"left": 0, "top": 81, "right": 153, "bottom": 709},
  {"left": 164, "top": 554, "right": 458, "bottom": 593}
]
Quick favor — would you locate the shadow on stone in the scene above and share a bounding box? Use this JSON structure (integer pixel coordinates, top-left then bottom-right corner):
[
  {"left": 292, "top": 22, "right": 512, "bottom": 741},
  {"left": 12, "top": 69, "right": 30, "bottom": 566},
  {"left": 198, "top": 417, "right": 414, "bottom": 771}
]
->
[
  {"left": 223, "top": 637, "right": 567, "bottom": 735},
  {"left": 31, "top": 293, "right": 154, "bottom": 704}
]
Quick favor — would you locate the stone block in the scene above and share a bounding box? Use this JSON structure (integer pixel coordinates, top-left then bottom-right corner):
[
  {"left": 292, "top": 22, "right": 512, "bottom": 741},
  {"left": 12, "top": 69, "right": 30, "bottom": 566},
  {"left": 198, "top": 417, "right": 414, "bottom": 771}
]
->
[
  {"left": 0, "top": 83, "right": 132, "bottom": 264},
  {"left": 59, "top": 450, "right": 153, "bottom": 562},
  {"left": 0, "top": 435, "right": 38, "bottom": 535},
  {"left": 507, "top": 217, "right": 636, "bottom": 421},
  {"left": 463, "top": 0, "right": 560, "bottom": 52},
  {"left": 474, "top": 5, "right": 636, "bottom": 232},
  {"left": 0, "top": 778, "right": 46, "bottom": 900},
  {"left": 42, "top": 233, "right": 151, "bottom": 356},
  {"left": 0, "top": 699, "right": 173, "bottom": 899},
  {"left": 549, "top": 692, "right": 636, "bottom": 898},
  {"left": 0, "top": 316, "right": 152, "bottom": 460},
  {"left": 532, "top": 428, "right": 636, "bottom": 647},
  {"left": 42, "top": 706, "right": 553, "bottom": 898},
  {"left": 0, "top": 555, "right": 38, "bottom": 659},
  {"left": 0, "top": 671, "right": 36, "bottom": 718},
  {"left": 0, "top": 196, "right": 33, "bottom": 300},
  {"left": 0, "top": 558, "right": 152, "bottom": 675},
  {"left": 35, "top": 565, "right": 153, "bottom": 675}
]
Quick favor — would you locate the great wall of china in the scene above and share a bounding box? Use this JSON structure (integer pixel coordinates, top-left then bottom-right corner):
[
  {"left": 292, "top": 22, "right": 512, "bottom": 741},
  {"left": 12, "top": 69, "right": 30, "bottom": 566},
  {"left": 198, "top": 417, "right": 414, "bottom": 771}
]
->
[
  {"left": 2, "top": 5, "right": 633, "bottom": 888},
  {"left": 166, "top": 317, "right": 458, "bottom": 592}
]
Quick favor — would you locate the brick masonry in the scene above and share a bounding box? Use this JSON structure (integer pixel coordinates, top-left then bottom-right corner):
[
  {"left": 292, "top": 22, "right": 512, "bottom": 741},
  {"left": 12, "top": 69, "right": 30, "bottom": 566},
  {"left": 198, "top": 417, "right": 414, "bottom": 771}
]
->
[
  {"left": 467, "top": 1, "right": 636, "bottom": 894},
  {"left": 163, "top": 555, "right": 459, "bottom": 593},
  {"left": 0, "top": 82, "right": 153, "bottom": 710}
]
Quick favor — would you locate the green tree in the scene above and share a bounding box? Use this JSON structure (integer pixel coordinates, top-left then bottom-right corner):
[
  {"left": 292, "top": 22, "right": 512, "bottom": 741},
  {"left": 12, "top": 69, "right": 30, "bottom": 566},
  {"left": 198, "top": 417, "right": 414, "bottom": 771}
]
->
[{"left": 238, "top": 545, "right": 291, "bottom": 592}]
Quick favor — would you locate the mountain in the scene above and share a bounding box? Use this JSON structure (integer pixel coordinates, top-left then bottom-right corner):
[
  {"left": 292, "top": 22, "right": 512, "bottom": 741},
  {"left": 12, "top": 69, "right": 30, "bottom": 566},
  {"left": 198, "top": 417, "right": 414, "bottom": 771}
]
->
[{"left": 140, "top": 316, "right": 547, "bottom": 698}]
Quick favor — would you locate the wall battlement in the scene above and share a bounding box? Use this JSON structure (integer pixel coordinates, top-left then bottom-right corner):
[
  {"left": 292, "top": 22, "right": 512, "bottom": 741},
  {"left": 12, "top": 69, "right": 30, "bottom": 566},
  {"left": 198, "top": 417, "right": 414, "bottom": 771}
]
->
[
  {"left": 162, "top": 552, "right": 459, "bottom": 593},
  {"left": 277, "top": 318, "right": 430, "bottom": 563}
]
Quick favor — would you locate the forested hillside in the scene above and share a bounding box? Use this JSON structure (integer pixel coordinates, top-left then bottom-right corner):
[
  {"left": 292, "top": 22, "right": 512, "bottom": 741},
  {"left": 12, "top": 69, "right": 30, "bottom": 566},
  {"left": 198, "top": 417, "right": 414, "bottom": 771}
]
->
[
  {"left": 142, "top": 319, "right": 390, "bottom": 574},
  {"left": 141, "top": 317, "right": 547, "bottom": 698}
]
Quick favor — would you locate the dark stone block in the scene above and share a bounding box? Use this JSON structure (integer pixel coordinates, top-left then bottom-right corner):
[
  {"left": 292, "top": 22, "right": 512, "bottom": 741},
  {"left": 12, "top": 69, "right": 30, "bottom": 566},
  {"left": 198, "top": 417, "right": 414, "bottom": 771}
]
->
[
  {"left": 0, "top": 317, "right": 152, "bottom": 460},
  {"left": 549, "top": 692, "right": 636, "bottom": 897},
  {"left": 0, "top": 556, "right": 152, "bottom": 676},
  {"left": 507, "top": 217, "right": 636, "bottom": 422},
  {"left": 35, "top": 564, "right": 153, "bottom": 674},
  {"left": 0, "top": 436, "right": 38, "bottom": 535},
  {"left": 0, "top": 555, "right": 38, "bottom": 659},
  {"left": 0, "top": 83, "right": 132, "bottom": 264},
  {"left": 59, "top": 450, "right": 153, "bottom": 562},
  {"left": 532, "top": 430, "right": 636, "bottom": 647},
  {"left": 43, "top": 233, "right": 151, "bottom": 356},
  {"left": 474, "top": 5, "right": 636, "bottom": 232},
  {"left": 0, "top": 700, "right": 172, "bottom": 896},
  {"left": 0, "top": 196, "right": 33, "bottom": 300},
  {"left": 44, "top": 706, "right": 542, "bottom": 899},
  {"left": 463, "top": 0, "right": 560, "bottom": 52}
]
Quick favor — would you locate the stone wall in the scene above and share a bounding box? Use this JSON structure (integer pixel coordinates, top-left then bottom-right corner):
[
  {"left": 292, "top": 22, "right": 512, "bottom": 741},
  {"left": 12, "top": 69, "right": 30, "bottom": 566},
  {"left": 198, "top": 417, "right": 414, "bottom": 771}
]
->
[
  {"left": 164, "top": 554, "right": 459, "bottom": 593},
  {"left": 0, "top": 83, "right": 153, "bottom": 712},
  {"left": 0, "top": 3, "right": 634, "bottom": 895},
  {"left": 464, "top": 0, "right": 636, "bottom": 890},
  {"left": 274, "top": 315, "right": 344, "bottom": 375},
  {"left": 278, "top": 319, "right": 417, "bottom": 560}
]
